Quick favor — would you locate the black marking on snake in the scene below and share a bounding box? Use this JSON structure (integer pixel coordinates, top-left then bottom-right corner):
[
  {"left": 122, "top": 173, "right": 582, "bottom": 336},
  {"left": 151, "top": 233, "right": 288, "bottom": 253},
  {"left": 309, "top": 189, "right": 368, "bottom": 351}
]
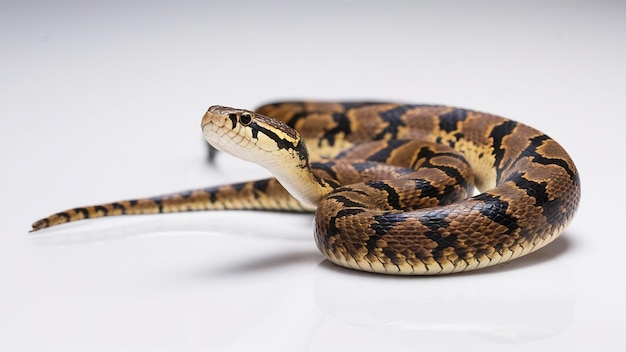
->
[
  {"left": 439, "top": 109, "right": 468, "bottom": 133},
  {"left": 149, "top": 198, "right": 164, "bottom": 212},
  {"left": 231, "top": 182, "right": 247, "bottom": 192},
  {"left": 473, "top": 192, "right": 521, "bottom": 240},
  {"left": 509, "top": 172, "right": 549, "bottom": 207},
  {"left": 228, "top": 113, "right": 238, "bottom": 129},
  {"left": 311, "top": 161, "right": 339, "bottom": 181},
  {"left": 58, "top": 212, "right": 71, "bottom": 223},
  {"left": 129, "top": 200, "right": 138, "bottom": 207},
  {"left": 374, "top": 105, "right": 412, "bottom": 140},
  {"left": 368, "top": 214, "right": 396, "bottom": 252},
  {"left": 315, "top": 174, "right": 341, "bottom": 189},
  {"left": 294, "top": 140, "right": 309, "bottom": 168},
  {"left": 509, "top": 134, "right": 578, "bottom": 182},
  {"left": 335, "top": 207, "right": 366, "bottom": 217},
  {"left": 381, "top": 105, "right": 416, "bottom": 119},
  {"left": 489, "top": 120, "right": 518, "bottom": 181},
  {"left": 205, "top": 187, "right": 218, "bottom": 203},
  {"left": 440, "top": 184, "right": 467, "bottom": 205},
  {"left": 366, "top": 180, "right": 402, "bottom": 210},
  {"left": 426, "top": 231, "right": 460, "bottom": 260},
  {"left": 252, "top": 179, "right": 271, "bottom": 194},
  {"left": 366, "top": 139, "right": 411, "bottom": 162},
  {"left": 289, "top": 102, "right": 383, "bottom": 128},
  {"left": 335, "top": 186, "right": 370, "bottom": 198},
  {"left": 414, "top": 147, "right": 470, "bottom": 188},
  {"left": 311, "top": 161, "right": 342, "bottom": 188},
  {"left": 436, "top": 151, "right": 470, "bottom": 165},
  {"left": 542, "top": 197, "right": 568, "bottom": 228},
  {"left": 507, "top": 134, "right": 548, "bottom": 173},
  {"left": 112, "top": 202, "right": 126, "bottom": 214},
  {"left": 371, "top": 214, "right": 397, "bottom": 237},
  {"left": 329, "top": 194, "right": 367, "bottom": 209},
  {"left": 508, "top": 171, "right": 567, "bottom": 227},
  {"left": 250, "top": 122, "right": 307, "bottom": 162},
  {"left": 436, "top": 165, "right": 469, "bottom": 189},
  {"left": 351, "top": 161, "right": 380, "bottom": 174},
  {"left": 322, "top": 207, "right": 367, "bottom": 249},
  {"left": 370, "top": 213, "right": 414, "bottom": 265},
  {"left": 530, "top": 138, "right": 578, "bottom": 180},
  {"left": 321, "top": 112, "right": 352, "bottom": 147},
  {"left": 386, "top": 207, "right": 457, "bottom": 262},
  {"left": 421, "top": 208, "right": 452, "bottom": 231},
  {"left": 414, "top": 146, "right": 439, "bottom": 163},
  {"left": 176, "top": 190, "right": 193, "bottom": 198},
  {"left": 445, "top": 133, "right": 465, "bottom": 148},
  {"left": 94, "top": 205, "right": 108, "bottom": 216},
  {"left": 74, "top": 207, "right": 90, "bottom": 219},
  {"left": 412, "top": 178, "right": 446, "bottom": 202},
  {"left": 282, "top": 111, "right": 308, "bottom": 127}
]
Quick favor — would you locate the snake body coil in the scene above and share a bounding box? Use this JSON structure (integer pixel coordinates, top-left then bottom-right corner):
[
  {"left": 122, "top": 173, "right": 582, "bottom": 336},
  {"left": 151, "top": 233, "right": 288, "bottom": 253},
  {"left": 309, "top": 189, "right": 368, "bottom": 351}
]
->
[{"left": 32, "top": 102, "right": 580, "bottom": 275}]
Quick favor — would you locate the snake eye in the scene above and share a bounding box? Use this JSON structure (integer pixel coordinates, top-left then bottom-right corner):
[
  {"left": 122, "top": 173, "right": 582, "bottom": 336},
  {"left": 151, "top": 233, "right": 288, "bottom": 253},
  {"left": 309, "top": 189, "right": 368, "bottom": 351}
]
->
[{"left": 240, "top": 113, "right": 253, "bottom": 126}]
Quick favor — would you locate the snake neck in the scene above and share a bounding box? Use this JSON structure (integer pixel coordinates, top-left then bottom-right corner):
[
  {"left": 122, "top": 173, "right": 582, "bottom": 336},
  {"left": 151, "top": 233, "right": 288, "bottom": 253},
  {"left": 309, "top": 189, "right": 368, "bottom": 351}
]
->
[{"left": 265, "top": 147, "right": 335, "bottom": 209}]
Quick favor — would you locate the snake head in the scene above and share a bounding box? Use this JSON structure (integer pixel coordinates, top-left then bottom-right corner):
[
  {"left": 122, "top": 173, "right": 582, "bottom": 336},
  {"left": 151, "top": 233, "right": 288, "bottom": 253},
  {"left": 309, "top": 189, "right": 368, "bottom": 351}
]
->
[
  {"left": 202, "top": 105, "right": 306, "bottom": 165},
  {"left": 202, "top": 105, "right": 323, "bottom": 207}
]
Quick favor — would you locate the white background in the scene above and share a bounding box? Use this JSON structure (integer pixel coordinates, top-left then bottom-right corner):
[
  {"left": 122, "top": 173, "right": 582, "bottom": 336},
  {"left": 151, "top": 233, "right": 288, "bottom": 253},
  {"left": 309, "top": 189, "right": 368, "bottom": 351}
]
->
[{"left": 1, "top": 1, "right": 625, "bottom": 351}]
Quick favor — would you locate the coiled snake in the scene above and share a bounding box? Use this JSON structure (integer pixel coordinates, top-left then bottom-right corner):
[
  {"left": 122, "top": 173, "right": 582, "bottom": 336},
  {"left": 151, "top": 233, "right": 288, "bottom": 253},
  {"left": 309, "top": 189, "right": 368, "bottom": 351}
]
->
[{"left": 31, "top": 102, "right": 580, "bottom": 275}]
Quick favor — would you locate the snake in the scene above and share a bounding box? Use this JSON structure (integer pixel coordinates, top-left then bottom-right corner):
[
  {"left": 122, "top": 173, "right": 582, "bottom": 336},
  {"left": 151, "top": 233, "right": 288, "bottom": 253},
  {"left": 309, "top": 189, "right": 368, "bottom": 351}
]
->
[{"left": 31, "top": 102, "right": 581, "bottom": 275}]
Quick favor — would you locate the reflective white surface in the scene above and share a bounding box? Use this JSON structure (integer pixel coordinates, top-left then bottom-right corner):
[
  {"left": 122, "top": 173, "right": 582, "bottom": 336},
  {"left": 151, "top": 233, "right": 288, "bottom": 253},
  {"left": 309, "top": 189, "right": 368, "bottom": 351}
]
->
[{"left": 1, "top": 1, "right": 625, "bottom": 351}]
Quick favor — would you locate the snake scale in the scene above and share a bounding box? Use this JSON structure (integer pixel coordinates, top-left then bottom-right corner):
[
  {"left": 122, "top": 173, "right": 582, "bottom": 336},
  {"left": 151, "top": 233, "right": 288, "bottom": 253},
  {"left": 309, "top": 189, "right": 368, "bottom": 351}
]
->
[{"left": 31, "top": 102, "right": 580, "bottom": 275}]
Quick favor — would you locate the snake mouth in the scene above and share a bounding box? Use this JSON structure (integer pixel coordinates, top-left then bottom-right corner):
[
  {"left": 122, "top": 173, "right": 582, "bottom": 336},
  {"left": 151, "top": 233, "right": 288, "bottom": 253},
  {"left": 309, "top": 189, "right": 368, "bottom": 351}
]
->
[
  {"left": 201, "top": 117, "right": 236, "bottom": 155},
  {"left": 201, "top": 106, "right": 240, "bottom": 139},
  {"left": 201, "top": 105, "right": 226, "bottom": 129},
  {"left": 201, "top": 106, "right": 265, "bottom": 160}
]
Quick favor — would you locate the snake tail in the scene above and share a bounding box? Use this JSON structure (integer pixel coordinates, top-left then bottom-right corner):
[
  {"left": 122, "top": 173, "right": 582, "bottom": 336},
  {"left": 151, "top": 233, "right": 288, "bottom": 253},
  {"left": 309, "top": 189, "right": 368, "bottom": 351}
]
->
[{"left": 30, "top": 178, "right": 307, "bottom": 231}]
